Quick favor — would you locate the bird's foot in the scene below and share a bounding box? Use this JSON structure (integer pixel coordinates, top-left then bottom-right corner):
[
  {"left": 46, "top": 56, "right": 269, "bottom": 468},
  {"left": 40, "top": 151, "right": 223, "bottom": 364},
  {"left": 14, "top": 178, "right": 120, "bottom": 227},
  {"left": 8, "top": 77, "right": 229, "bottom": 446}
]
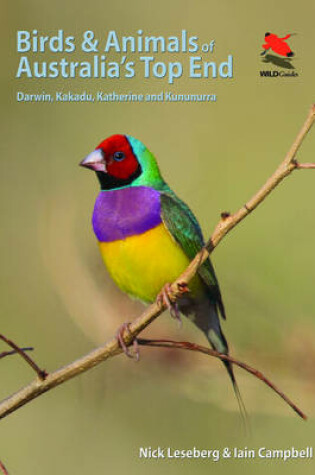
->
[
  {"left": 156, "top": 282, "right": 190, "bottom": 328},
  {"left": 116, "top": 322, "right": 140, "bottom": 362},
  {"left": 177, "top": 282, "right": 190, "bottom": 294}
]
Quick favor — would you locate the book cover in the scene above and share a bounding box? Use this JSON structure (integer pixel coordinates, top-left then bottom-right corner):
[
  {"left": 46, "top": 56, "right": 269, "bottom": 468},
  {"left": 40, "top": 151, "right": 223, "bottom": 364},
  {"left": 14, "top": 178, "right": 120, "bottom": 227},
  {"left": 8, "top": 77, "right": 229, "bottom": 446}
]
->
[{"left": 1, "top": 1, "right": 314, "bottom": 474}]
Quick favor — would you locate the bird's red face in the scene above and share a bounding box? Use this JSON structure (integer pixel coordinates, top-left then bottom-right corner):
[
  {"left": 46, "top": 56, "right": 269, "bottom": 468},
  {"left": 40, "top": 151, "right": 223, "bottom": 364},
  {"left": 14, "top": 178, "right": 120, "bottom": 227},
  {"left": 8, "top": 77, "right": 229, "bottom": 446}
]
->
[{"left": 80, "top": 134, "right": 142, "bottom": 189}]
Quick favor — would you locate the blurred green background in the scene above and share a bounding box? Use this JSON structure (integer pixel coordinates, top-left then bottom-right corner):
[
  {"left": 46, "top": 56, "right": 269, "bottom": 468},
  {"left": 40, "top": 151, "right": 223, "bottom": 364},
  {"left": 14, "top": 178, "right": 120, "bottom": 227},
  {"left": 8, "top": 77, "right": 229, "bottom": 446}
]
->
[{"left": 1, "top": 0, "right": 315, "bottom": 473}]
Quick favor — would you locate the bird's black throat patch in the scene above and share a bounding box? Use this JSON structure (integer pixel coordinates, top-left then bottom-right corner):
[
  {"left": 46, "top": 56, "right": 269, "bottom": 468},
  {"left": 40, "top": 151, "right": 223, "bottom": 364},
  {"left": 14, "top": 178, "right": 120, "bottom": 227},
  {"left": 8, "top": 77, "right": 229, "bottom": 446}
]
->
[{"left": 96, "top": 163, "right": 142, "bottom": 190}]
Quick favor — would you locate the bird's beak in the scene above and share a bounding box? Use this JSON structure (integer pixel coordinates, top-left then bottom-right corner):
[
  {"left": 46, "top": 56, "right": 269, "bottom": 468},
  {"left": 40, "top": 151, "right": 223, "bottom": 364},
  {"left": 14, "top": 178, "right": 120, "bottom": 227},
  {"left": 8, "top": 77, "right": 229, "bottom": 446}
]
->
[{"left": 79, "top": 149, "right": 106, "bottom": 172}]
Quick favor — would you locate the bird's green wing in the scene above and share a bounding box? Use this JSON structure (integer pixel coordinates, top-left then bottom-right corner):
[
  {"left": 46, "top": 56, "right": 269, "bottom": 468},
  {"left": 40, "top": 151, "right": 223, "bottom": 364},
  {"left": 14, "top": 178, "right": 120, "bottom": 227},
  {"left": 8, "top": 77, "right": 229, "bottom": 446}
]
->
[{"left": 160, "top": 190, "right": 226, "bottom": 319}]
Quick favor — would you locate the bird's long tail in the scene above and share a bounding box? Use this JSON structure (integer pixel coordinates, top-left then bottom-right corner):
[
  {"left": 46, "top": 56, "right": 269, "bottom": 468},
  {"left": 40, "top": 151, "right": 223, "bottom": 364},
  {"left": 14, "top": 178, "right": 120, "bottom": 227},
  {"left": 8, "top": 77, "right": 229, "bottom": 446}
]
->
[
  {"left": 222, "top": 358, "right": 248, "bottom": 428},
  {"left": 190, "top": 300, "right": 248, "bottom": 426}
]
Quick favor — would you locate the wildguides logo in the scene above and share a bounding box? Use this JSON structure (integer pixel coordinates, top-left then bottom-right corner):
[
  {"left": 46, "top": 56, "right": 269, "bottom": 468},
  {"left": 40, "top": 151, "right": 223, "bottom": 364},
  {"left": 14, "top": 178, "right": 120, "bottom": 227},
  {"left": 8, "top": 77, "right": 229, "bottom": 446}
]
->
[{"left": 259, "top": 32, "right": 298, "bottom": 78}]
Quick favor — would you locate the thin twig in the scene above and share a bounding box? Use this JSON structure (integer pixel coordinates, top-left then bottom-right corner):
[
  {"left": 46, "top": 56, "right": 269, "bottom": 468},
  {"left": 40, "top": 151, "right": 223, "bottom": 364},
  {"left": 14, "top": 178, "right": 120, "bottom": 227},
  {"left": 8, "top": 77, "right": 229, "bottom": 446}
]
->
[
  {"left": 0, "top": 335, "right": 47, "bottom": 380},
  {"left": 137, "top": 339, "right": 307, "bottom": 420},
  {"left": 0, "top": 348, "right": 34, "bottom": 359},
  {"left": 296, "top": 162, "right": 315, "bottom": 169},
  {"left": 0, "top": 105, "right": 314, "bottom": 421}
]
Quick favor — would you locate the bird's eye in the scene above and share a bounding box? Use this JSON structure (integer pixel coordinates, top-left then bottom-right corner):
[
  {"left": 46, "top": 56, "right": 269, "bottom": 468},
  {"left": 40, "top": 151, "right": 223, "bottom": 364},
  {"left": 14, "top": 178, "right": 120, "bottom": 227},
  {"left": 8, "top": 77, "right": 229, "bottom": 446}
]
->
[{"left": 113, "top": 151, "right": 125, "bottom": 161}]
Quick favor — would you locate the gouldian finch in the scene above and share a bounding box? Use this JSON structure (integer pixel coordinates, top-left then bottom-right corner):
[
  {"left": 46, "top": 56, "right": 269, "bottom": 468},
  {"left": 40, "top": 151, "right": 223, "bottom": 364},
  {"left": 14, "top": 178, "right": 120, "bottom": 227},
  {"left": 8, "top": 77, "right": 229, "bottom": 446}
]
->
[{"left": 80, "top": 134, "right": 243, "bottom": 407}]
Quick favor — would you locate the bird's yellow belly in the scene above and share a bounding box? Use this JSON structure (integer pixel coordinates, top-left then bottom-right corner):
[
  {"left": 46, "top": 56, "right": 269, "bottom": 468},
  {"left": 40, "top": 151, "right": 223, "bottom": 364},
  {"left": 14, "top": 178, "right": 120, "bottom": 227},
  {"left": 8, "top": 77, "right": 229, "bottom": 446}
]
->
[{"left": 98, "top": 223, "right": 195, "bottom": 303}]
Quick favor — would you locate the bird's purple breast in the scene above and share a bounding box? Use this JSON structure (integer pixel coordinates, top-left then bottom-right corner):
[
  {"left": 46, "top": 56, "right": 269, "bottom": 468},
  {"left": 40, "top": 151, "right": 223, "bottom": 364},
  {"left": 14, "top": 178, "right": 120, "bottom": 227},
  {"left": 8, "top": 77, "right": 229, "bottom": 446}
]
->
[{"left": 92, "top": 186, "right": 162, "bottom": 242}]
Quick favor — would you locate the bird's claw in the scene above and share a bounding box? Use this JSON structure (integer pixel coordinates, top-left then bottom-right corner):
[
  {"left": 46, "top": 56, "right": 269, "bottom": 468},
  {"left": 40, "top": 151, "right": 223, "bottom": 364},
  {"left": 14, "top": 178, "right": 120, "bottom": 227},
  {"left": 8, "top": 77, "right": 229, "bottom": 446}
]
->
[
  {"left": 156, "top": 282, "right": 189, "bottom": 329},
  {"left": 116, "top": 322, "right": 140, "bottom": 362},
  {"left": 177, "top": 282, "right": 190, "bottom": 294}
]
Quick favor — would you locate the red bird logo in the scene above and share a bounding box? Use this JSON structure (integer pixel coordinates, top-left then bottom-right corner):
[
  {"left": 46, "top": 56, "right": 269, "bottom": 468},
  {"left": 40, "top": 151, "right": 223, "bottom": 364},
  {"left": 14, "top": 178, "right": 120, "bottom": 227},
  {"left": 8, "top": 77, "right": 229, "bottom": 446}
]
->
[{"left": 261, "top": 32, "right": 294, "bottom": 57}]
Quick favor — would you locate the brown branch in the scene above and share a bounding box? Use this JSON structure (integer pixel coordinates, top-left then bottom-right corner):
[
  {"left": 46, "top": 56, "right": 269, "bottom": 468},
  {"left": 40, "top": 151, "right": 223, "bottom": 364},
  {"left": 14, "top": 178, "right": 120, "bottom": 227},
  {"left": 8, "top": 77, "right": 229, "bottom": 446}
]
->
[
  {"left": 0, "top": 335, "right": 47, "bottom": 380},
  {"left": 0, "top": 104, "right": 314, "bottom": 421},
  {"left": 137, "top": 339, "right": 307, "bottom": 420},
  {"left": 0, "top": 460, "right": 9, "bottom": 475},
  {"left": 176, "top": 104, "right": 315, "bottom": 282},
  {"left": 295, "top": 162, "right": 315, "bottom": 169},
  {"left": 0, "top": 347, "right": 34, "bottom": 359}
]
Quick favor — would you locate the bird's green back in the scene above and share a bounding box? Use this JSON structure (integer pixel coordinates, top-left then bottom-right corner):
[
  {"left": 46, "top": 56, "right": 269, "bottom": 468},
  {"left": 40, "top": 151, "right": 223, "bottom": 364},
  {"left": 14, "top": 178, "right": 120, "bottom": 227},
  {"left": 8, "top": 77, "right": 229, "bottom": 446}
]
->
[{"left": 160, "top": 190, "right": 226, "bottom": 319}]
